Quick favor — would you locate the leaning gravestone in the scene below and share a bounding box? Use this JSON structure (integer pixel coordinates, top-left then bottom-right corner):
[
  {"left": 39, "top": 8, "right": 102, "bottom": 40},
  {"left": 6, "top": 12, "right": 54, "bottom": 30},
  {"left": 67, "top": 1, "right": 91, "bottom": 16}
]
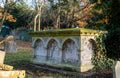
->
[
  {"left": 114, "top": 61, "right": 120, "bottom": 78},
  {"left": 4, "top": 35, "right": 17, "bottom": 53}
]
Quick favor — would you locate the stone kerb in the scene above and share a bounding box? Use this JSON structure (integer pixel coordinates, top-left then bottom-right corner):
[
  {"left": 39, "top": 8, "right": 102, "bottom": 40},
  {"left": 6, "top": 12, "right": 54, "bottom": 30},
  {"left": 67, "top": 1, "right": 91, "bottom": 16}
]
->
[{"left": 29, "top": 28, "right": 107, "bottom": 72}]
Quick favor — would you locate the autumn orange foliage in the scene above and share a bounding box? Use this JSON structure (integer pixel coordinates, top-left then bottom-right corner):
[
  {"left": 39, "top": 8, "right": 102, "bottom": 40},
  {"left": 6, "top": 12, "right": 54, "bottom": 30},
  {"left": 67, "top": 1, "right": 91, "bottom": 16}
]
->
[
  {"left": 5, "top": 13, "right": 16, "bottom": 22},
  {"left": 0, "top": 7, "right": 16, "bottom": 23}
]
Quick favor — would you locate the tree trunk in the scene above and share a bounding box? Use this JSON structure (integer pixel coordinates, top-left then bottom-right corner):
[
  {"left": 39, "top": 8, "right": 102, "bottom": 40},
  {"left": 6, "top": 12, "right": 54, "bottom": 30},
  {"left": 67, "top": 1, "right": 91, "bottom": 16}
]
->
[
  {"left": 34, "top": 14, "right": 38, "bottom": 31},
  {"left": 38, "top": 15, "right": 40, "bottom": 31},
  {"left": 56, "top": 15, "right": 60, "bottom": 29},
  {"left": 0, "top": 10, "right": 7, "bottom": 27}
]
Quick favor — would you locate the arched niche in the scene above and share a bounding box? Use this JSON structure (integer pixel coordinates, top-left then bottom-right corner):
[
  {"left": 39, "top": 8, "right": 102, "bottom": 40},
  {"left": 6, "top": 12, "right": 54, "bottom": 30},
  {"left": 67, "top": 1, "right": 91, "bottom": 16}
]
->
[
  {"left": 62, "top": 37, "right": 79, "bottom": 49},
  {"left": 34, "top": 39, "right": 47, "bottom": 61},
  {"left": 62, "top": 39, "right": 80, "bottom": 65},
  {"left": 45, "top": 38, "right": 61, "bottom": 49},
  {"left": 81, "top": 38, "right": 96, "bottom": 65},
  {"left": 46, "top": 39, "right": 62, "bottom": 63}
]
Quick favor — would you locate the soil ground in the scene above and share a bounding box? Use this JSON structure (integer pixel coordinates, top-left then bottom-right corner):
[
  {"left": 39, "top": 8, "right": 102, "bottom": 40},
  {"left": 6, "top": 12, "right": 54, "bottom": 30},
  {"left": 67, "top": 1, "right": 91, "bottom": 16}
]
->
[{"left": 16, "top": 40, "right": 32, "bottom": 49}]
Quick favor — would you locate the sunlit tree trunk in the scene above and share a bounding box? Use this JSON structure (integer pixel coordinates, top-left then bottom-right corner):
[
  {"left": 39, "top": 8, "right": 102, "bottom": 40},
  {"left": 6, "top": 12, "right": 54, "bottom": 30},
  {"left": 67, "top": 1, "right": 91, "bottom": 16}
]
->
[
  {"left": 33, "top": 0, "right": 45, "bottom": 31},
  {"left": 38, "top": 7, "right": 42, "bottom": 31},
  {"left": 38, "top": 15, "right": 40, "bottom": 31},
  {"left": 98, "top": 0, "right": 101, "bottom": 4},
  {"left": 0, "top": 10, "right": 7, "bottom": 27},
  {"left": 34, "top": 14, "right": 38, "bottom": 31},
  {"left": 56, "top": 0, "right": 61, "bottom": 29}
]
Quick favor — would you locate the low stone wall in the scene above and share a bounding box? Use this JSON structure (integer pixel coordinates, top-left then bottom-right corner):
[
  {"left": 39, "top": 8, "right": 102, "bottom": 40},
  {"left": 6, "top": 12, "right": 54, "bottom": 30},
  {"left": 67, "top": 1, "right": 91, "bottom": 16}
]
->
[{"left": 29, "top": 28, "right": 106, "bottom": 72}]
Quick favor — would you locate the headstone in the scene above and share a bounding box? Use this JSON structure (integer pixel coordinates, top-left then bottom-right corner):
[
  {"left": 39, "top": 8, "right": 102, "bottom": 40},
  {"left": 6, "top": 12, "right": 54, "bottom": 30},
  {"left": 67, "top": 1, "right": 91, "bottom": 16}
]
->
[
  {"left": 113, "top": 61, "right": 120, "bottom": 78},
  {"left": 4, "top": 36, "right": 17, "bottom": 53},
  {"left": 5, "top": 41, "right": 17, "bottom": 52},
  {"left": 0, "top": 51, "right": 5, "bottom": 64}
]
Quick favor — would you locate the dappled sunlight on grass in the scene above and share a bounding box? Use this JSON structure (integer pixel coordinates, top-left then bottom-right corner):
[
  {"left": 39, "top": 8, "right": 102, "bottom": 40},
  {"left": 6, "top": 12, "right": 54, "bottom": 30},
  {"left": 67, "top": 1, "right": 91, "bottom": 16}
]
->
[{"left": 4, "top": 49, "right": 33, "bottom": 69}]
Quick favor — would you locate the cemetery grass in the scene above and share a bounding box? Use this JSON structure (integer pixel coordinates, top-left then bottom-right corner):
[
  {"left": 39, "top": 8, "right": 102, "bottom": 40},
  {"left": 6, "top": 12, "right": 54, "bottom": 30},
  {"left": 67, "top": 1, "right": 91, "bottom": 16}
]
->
[{"left": 4, "top": 49, "right": 33, "bottom": 69}]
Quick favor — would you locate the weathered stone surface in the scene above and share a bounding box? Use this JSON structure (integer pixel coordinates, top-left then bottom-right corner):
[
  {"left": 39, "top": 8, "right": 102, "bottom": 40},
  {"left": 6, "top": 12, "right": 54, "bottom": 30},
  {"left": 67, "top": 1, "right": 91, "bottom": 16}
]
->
[
  {"left": 0, "top": 51, "right": 5, "bottom": 64},
  {"left": 113, "top": 61, "right": 120, "bottom": 78},
  {"left": 0, "top": 64, "right": 13, "bottom": 71},
  {"left": 0, "top": 35, "right": 17, "bottom": 53},
  {"left": 5, "top": 40, "right": 17, "bottom": 52},
  {"left": 0, "top": 70, "right": 25, "bottom": 78},
  {"left": 29, "top": 28, "right": 107, "bottom": 72}
]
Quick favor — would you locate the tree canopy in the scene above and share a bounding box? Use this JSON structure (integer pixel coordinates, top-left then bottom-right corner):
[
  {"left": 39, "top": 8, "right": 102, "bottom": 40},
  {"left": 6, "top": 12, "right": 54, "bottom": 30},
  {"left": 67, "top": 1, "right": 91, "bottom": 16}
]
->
[{"left": 87, "top": 0, "right": 120, "bottom": 59}]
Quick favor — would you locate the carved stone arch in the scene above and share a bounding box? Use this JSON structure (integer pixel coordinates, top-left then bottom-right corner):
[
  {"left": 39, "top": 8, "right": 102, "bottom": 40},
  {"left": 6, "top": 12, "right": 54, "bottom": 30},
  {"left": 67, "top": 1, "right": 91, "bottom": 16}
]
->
[
  {"left": 88, "top": 38, "right": 97, "bottom": 54},
  {"left": 33, "top": 38, "right": 47, "bottom": 61},
  {"left": 45, "top": 38, "right": 61, "bottom": 49},
  {"left": 46, "top": 39, "right": 62, "bottom": 63},
  {"left": 33, "top": 38, "right": 45, "bottom": 48},
  {"left": 33, "top": 39, "right": 41, "bottom": 48},
  {"left": 62, "top": 37, "right": 79, "bottom": 49},
  {"left": 62, "top": 38, "right": 80, "bottom": 65},
  {"left": 81, "top": 38, "right": 97, "bottom": 65}
]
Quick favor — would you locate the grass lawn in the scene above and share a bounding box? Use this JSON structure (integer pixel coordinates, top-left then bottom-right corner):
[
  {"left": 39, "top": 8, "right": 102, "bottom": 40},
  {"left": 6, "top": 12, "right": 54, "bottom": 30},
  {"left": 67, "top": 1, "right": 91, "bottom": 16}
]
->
[{"left": 4, "top": 49, "right": 33, "bottom": 69}]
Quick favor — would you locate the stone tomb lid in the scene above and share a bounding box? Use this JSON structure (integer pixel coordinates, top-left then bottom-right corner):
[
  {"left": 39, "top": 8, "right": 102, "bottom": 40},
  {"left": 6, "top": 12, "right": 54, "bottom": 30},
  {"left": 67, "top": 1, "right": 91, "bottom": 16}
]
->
[{"left": 29, "top": 28, "right": 107, "bottom": 37}]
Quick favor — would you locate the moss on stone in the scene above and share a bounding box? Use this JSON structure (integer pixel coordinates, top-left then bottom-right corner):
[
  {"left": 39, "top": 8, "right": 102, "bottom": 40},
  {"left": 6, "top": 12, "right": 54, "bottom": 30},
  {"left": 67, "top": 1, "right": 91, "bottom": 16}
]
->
[{"left": 29, "top": 28, "right": 107, "bottom": 37}]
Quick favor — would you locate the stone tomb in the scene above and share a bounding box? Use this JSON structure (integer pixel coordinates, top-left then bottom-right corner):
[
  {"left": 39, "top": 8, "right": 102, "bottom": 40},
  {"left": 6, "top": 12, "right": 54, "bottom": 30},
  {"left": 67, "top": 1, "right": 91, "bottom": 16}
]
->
[{"left": 29, "top": 28, "right": 106, "bottom": 72}]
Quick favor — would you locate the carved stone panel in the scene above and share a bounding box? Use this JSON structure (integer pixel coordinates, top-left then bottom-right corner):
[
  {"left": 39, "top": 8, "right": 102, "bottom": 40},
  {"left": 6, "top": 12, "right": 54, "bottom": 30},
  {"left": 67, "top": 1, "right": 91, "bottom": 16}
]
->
[
  {"left": 47, "top": 39, "right": 62, "bottom": 64},
  {"left": 34, "top": 39, "right": 47, "bottom": 62},
  {"left": 62, "top": 39, "right": 80, "bottom": 65}
]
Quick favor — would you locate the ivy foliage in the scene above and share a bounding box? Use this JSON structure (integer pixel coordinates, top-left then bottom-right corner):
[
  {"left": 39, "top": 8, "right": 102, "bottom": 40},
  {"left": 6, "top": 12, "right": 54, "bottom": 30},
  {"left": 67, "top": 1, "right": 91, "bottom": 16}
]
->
[{"left": 92, "top": 34, "right": 113, "bottom": 71}]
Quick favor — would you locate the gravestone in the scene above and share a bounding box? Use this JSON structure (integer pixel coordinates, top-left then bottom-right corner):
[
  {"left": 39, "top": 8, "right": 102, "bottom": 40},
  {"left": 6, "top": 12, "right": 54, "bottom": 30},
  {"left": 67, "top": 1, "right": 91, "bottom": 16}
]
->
[
  {"left": 4, "top": 36, "right": 17, "bottom": 53},
  {"left": 0, "top": 51, "right": 5, "bottom": 64},
  {"left": 113, "top": 61, "right": 120, "bottom": 78}
]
